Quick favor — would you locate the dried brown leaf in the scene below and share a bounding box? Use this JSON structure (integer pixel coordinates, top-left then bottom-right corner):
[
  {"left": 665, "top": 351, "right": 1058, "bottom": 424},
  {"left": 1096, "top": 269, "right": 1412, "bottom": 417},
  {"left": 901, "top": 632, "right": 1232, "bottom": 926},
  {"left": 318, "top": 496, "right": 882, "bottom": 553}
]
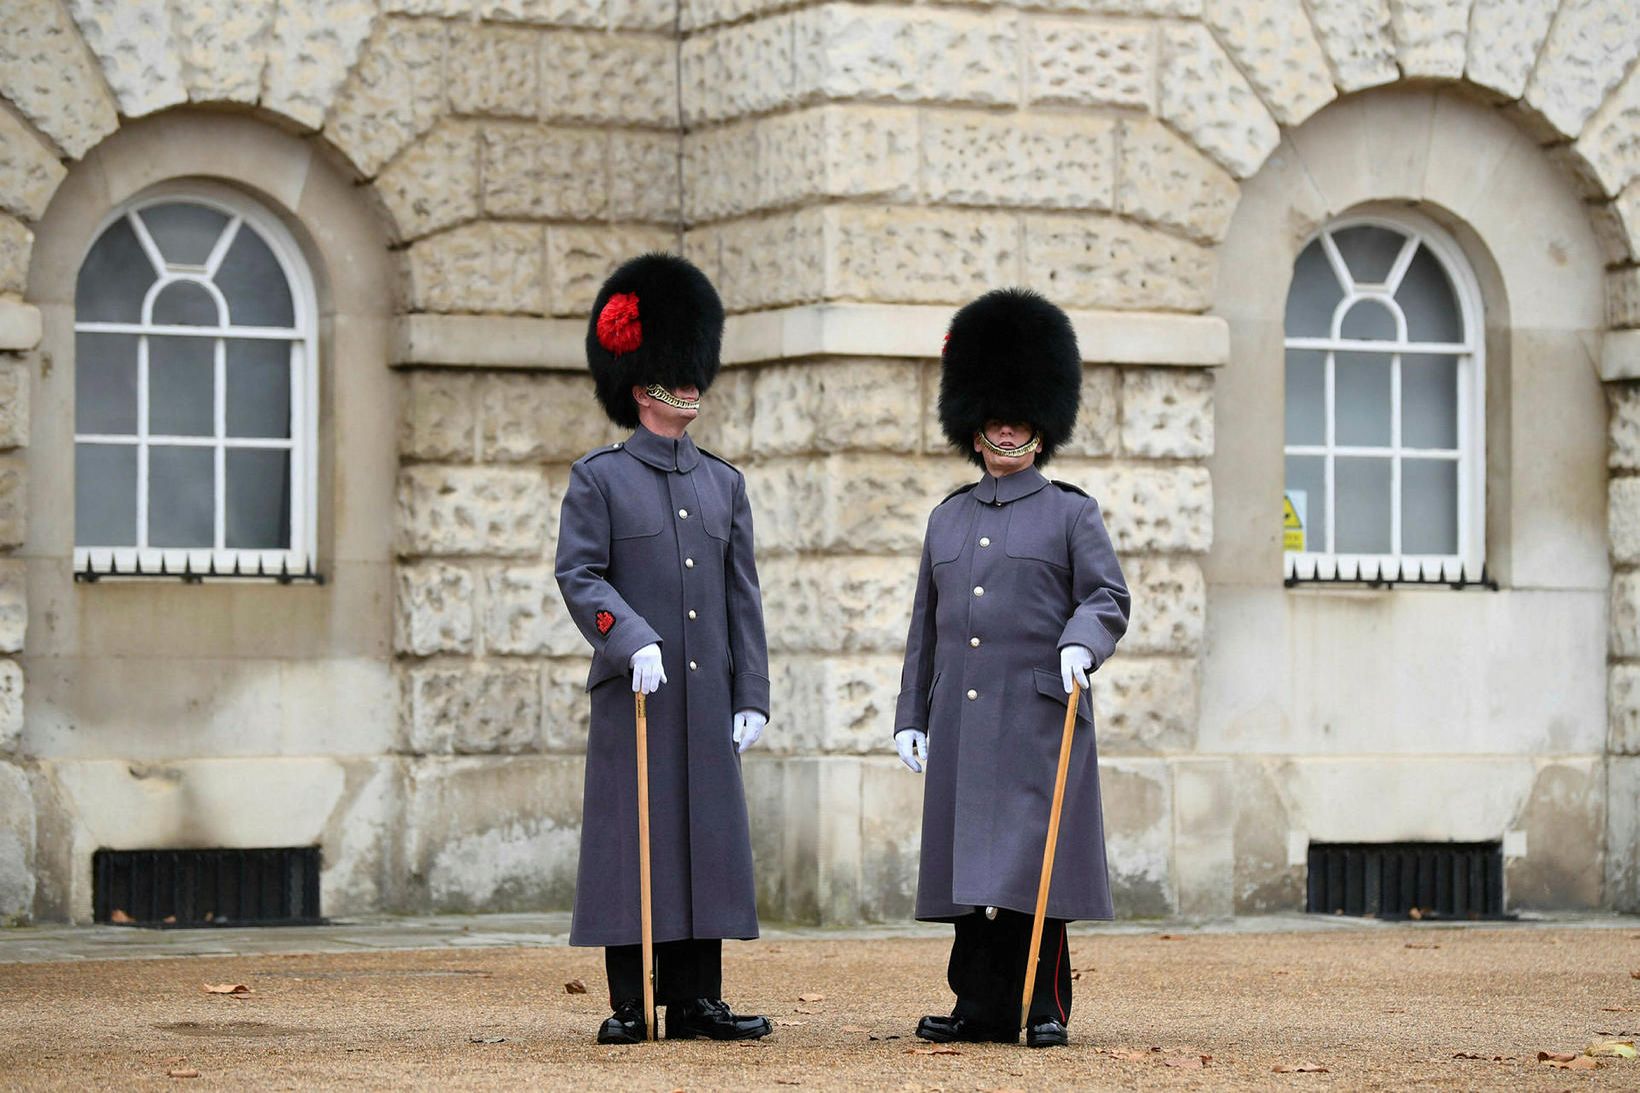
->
[
  {"left": 563, "top": 979, "right": 587, "bottom": 994},
  {"left": 794, "top": 1007, "right": 820, "bottom": 1015},
  {"left": 773, "top": 1020, "right": 805, "bottom": 1028},
  {"left": 1538, "top": 1051, "right": 1578, "bottom": 1063},
  {"left": 797, "top": 993, "right": 825, "bottom": 1003},
  {"left": 1587, "top": 1040, "right": 1638, "bottom": 1059},
  {"left": 167, "top": 1069, "right": 200, "bottom": 1079},
  {"left": 202, "top": 983, "right": 251, "bottom": 995},
  {"left": 1453, "top": 1052, "right": 1486, "bottom": 1059},
  {"left": 1272, "top": 1062, "right": 1328, "bottom": 1073},
  {"left": 1163, "top": 1054, "right": 1209, "bottom": 1068},
  {"left": 110, "top": 909, "right": 134, "bottom": 924},
  {"left": 469, "top": 1036, "right": 506, "bottom": 1045},
  {"left": 1404, "top": 942, "right": 1440, "bottom": 950},
  {"left": 906, "top": 1045, "right": 962, "bottom": 1055},
  {"left": 1543, "top": 1056, "right": 1599, "bottom": 1070}
]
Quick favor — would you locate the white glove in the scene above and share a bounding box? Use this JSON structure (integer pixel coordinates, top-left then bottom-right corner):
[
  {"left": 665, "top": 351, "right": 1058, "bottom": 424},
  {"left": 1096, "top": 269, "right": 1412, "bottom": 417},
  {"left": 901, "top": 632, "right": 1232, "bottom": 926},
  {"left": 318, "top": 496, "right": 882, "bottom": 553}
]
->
[
  {"left": 629, "top": 643, "right": 666, "bottom": 694},
  {"left": 895, "top": 729, "right": 927, "bottom": 774},
  {"left": 732, "top": 710, "right": 766, "bottom": 753},
  {"left": 1060, "top": 644, "right": 1093, "bottom": 694}
]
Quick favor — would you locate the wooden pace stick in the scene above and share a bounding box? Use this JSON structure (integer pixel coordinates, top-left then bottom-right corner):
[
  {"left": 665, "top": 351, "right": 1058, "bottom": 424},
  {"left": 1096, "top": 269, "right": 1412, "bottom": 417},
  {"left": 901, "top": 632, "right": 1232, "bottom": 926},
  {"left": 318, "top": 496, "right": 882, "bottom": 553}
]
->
[
  {"left": 635, "top": 691, "right": 657, "bottom": 1042},
  {"left": 1021, "top": 680, "right": 1082, "bottom": 1032}
]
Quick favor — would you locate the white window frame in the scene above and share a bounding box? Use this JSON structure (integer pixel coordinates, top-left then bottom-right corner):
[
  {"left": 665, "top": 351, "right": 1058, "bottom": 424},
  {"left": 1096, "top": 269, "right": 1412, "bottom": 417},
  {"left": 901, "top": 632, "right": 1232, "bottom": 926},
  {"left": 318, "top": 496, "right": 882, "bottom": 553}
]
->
[
  {"left": 1283, "top": 212, "right": 1486, "bottom": 584},
  {"left": 72, "top": 183, "right": 319, "bottom": 579}
]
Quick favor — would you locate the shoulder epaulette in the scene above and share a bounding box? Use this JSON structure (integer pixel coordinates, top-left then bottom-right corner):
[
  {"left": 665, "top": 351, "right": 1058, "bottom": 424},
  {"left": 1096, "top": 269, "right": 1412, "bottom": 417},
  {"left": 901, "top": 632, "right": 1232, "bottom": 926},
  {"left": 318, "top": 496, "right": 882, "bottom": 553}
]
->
[
  {"left": 1052, "top": 480, "right": 1089, "bottom": 497},
  {"left": 940, "top": 482, "right": 978, "bottom": 504},
  {"left": 697, "top": 446, "right": 741, "bottom": 473},
  {"left": 575, "top": 443, "right": 623, "bottom": 466}
]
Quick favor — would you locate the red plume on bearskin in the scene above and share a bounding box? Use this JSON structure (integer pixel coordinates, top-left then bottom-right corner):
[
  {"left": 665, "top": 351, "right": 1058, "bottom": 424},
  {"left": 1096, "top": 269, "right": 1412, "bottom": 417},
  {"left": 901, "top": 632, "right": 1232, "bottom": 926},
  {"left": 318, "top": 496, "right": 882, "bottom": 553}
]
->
[
  {"left": 584, "top": 253, "right": 723, "bottom": 428},
  {"left": 596, "top": 293, "right": 643, "bottom": 355}
]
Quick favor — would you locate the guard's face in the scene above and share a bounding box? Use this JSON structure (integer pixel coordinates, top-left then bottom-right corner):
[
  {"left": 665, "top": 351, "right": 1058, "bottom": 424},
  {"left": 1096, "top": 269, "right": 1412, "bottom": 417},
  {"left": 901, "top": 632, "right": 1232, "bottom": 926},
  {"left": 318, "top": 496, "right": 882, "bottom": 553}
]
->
[
  {"left": 633, "top": 383, "right": 702, "bottom": 427},
  {"left": 973, "top": 419, "right": 1039, "bottom": 475}
]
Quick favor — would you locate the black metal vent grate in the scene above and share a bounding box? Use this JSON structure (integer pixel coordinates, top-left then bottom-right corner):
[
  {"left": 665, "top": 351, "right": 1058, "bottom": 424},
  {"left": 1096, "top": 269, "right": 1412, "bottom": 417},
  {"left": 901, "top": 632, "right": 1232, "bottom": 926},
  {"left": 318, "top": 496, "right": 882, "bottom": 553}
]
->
[
  {"left": 1306, "top": 842, "right": 1505, "bottom": 919},
  {"left": 93, "top": 847, "right": 323, "bottom": 927}
]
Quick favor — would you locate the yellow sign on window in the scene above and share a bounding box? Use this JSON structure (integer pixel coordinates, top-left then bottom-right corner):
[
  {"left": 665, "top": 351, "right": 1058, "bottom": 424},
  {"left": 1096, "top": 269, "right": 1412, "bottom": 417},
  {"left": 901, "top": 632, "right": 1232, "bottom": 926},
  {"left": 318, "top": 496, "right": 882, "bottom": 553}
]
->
[{"left": 1283, "top": 490, "right": 1306, "bottom": 552}]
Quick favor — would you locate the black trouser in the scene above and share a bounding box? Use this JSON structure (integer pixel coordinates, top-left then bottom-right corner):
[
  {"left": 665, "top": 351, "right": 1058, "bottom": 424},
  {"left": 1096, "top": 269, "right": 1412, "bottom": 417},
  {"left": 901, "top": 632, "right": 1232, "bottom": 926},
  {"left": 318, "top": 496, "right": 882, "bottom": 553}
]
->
[
  {"left": 948, "top": 909, "right": 1072, "bottom": 1026},
  {"left": 605, "top": 939, "right": 722, "bottom": 1008}
]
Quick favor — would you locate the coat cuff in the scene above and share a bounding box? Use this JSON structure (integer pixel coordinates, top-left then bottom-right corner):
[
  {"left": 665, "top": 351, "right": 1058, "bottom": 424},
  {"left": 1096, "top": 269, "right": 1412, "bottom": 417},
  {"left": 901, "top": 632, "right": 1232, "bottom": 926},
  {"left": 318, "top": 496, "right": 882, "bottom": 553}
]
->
[
  {"left": 1058, "top": 617, "right": 1118, "bottom": 670},
  {"left": 601, "top": 617, "right": 662, "bottom": 679},
  {"left": 894, "top": 689, "right": 928, "bottom": 735},
  {"left": 732, "top": 671, "right": 770, "bottom": 719}
]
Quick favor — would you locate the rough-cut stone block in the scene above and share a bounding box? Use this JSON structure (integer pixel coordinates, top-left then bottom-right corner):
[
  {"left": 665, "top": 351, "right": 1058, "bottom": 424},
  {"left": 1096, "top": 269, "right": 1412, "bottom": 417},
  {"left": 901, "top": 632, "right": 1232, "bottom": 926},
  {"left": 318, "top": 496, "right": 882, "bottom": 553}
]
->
[
  {"left": 743, "top": 459, "right": 825, "bottom": 553},
  {"left": 609, "top": 132, "right": 682, "bottom": 223},
  {"left": 1465, "top": 0, "right": 1559, "bottom": 99},
  {"left": 770, "top": 654, "right": 902, "bottom": 754},
  {"left": 1122, "top": 367, "right": 1213, "bottom": 457},
  {"left": 681, "top": 14, "right": 798, "bottom": 125},
  {"left": 543, "top": 31, "right": 677, "bottom": 126},
  {"left": 681, "top": 0, "right": 791, "bottom": 31},
  {"left": 0, "top": 0, "right": 120, "bottom": 158},
  {"left": 0, "top": 217, "right": 30, "bottom": 296},
  {"left": 1612, "top": 267, "right": 1640, "bottom": 330},
  {"left": 1026, "top": 17, "right": 1152, "bottom": 110},
  {"left": 480, "top": 0, "right": 607, "bottom": 29},
  {"left": 482, "top": 373, "right": 621, "bottom": 461},
  {"left": 1609, "top": 755, "right": 1640, "bottom": 909},
  {"left": 396, "top": 465, "right": 549, "bottom": 558},
  {"left": 696, "top": 209, "right": 828, "bottom": 312},
  {"left": 1091, "top": 655, "right": 1198, "bottom": 752},
  {"left": 1612, "top": 570, "right": 1640, "bottom": 658},
  {"left": 482, "top": 565, "right": 585, "bottom": 656},
  {"left": 1305, "top": 0, "right": 1399, "bottom": 92},
  {"left": 1159, "top": 23, "right": 1279, "bottom": 179},
  {"left": 1099, "top": 758, "right": 1175, "bottom": 914},
  {"left": 547, "top": 225, "right": 678, "bottom": 316},
  {"left": 760, "top": 555, "right": 921, "bottom": 654},
  {"left": 831, "top": 207, "right": 1019, "bottom": 306},
  {"left": 481, "top": 124, "right": 607, "bottom": 221},
  {"left": 683, "top": 125, "right": 761, "bottom": 223},
  {"left": 0, "top": 759, "right": 33, "bottom": 919},
  {"left": 324, "top": 17, "right": 447, "bottom": 178},
  {"left": 0, "top": 456, "right": 23, "bottom": 549},
  {"left": 263, "top": 0, "right": 379, "bottom": 130},
  {"left": 1123, "top": 555, "right": 1205, "bottom": 655},
  {"left": 395, "top": 562, "right": 474, "bottom": 655},
  {"left": 1024, "top": 215, "right": 1215, "bottom": 312},
  {"left": 408, "top": 223, "right": 545, "bottom": 315},
  {"left": 1116, "top": 117, "right": 1239, "bottom": 244},
  {"left": 812, "top": 7, "right": 1021, "bottom": 108},
  {"left": 608, "top": 0, "right": 673, "bottom": 30},
  {"left": 170, "top": 0, "right": 275, "bottom": 104},
  {"left": 0, "top": 660, "right": 19, "bottom": 754},
  {"left": 689, "top": 368, "right": 755, "bottom": 460},
  {"left": 449, "top": 23, "right": 541, "bottom": 118},
  {"left": 1611, "top": 663, "right": 1640, "bottom": 754},
  {"left": 65, "top": 0, "right": 187, "bottom": 119},
  {"left": 1614, "top": 478, "right": 1640, "bottom": 565},
  {"left": 0, "top": 559, "right": 22, "bottom": 654},
  {"left": 759, "top": 107, "right": 918, "bottom": 213},
  {"left": 377, "top": 121, "right": 481, "bottom": 241},
  {"left": 753, "top": 360, "right": 921, "bottom": 456},
  {"left": 1056, "top": 461, "right": 1213, "bottom": 553},
  {"left": 1574, "top": 64, "right": 1640, "bottom": 199},
  {"left": 922, "top": 112, "right": 1116, "bottom": 211},
  {"left": 542, "top": 657, "right": 594, "bottom": 751},
  {"left": 1055, "top": 366, "right": 1121, "bottom": 458},
  {"left": 401, "top": 370, "right": 478, "bottom": 462},
  {"left": 1388, "top": 0, "right": 1469, "bottom": 78},
  {"left": 1611, "top": 384, "right": 1640, "bottom": 470},
  {"left": 822, "top": 454, "right": 948, "bottom": 553},
  {"left": 403, "top": 663, "right": 543, "bottom": 754},
  {"left": 0, "top": 364, "right": 27, "bottom": 451},
  {"left": 1525, "top": 0, "right": 1640, "bottom": 139},
  {"left": 0, "top": 108, "right": 65, "bottom": 221},
  {"left": 1201, "top": 0, "right": 1335, "bottom": 125}
]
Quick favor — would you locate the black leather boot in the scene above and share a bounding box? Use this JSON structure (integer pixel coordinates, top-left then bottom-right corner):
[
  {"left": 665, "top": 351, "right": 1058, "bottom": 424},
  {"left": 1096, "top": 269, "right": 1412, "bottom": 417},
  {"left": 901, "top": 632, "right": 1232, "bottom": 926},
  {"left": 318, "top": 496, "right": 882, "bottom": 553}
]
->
[
  {"left": 597, "top": 999, "right": 648, "bottom": 1044},
  {"left": 915, "top": 1014, "right": 1019, "bottom": 1044},
  {"left": 665, "top": 998, "right": 773, "bottom": 1041},
  {"left": 1025, "top": 1015, "right": 1068, "bottom": 1047}
]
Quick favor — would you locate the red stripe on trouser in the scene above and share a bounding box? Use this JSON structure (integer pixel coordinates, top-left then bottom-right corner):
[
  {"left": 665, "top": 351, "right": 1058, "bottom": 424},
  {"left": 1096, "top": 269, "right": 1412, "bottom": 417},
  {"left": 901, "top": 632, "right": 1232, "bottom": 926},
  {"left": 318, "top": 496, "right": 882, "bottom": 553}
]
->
[{"left": 1051, "top": 929, "right": 1067, "bottom": 1023}]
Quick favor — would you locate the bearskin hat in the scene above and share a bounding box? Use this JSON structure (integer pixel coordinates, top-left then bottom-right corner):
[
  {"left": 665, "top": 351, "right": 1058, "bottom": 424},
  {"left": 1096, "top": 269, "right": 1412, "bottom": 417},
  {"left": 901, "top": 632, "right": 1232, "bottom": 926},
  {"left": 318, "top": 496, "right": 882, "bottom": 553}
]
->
[
  {"left": 938, "top": 288, "right": 1081, "bottom": 467},
  {"left": 585, "top": 252, "right": 725, "bottom": 428}
]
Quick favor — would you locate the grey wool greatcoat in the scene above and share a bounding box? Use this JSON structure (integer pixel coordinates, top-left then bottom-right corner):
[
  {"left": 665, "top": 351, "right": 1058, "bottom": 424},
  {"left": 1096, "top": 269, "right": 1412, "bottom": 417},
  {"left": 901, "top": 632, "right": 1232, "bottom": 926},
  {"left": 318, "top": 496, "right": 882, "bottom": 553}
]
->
[
  {"left": 895, "top": 466, "right": 1131, "bottom": 922},
  {"left": 555, "top": 425, "right": 770, "bottom": 948}
]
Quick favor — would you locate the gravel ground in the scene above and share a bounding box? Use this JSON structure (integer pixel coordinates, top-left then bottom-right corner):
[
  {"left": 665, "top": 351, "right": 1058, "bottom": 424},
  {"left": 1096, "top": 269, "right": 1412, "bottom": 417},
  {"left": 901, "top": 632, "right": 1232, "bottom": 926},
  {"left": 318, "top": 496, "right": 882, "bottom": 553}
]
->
[{"left": 2, "top": 926, "right": 1638, "bottom": 1090}]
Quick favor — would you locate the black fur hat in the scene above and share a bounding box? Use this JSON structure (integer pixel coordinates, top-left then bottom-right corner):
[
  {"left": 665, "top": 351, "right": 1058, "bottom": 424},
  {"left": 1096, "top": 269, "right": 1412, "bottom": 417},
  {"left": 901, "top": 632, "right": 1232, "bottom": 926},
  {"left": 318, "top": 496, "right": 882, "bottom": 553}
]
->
[
  {"left": 585, "top": 252, "right": 725, "bottom": 428},
  {"left": 939, "top": 288, "right": 1081, "bottom": 467}
]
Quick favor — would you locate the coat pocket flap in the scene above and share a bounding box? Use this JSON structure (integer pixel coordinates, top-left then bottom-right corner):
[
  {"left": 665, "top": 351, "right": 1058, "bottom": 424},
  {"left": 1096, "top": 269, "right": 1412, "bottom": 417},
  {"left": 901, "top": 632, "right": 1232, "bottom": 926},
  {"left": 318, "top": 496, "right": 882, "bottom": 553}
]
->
[{"left": 1033, "top": 667, "right": 1092, "bottom": 722}]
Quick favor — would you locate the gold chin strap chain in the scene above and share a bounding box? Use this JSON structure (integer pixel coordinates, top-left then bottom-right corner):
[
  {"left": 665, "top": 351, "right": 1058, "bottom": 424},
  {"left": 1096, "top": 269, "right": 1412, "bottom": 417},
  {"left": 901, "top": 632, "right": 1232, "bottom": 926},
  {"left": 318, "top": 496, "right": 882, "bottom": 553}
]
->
[
  {"left": 644, "top": 384, "right": 700, "bottom": 410},
  {"left": 976, "top": 430, "right": 1041, "bottom": 458}
]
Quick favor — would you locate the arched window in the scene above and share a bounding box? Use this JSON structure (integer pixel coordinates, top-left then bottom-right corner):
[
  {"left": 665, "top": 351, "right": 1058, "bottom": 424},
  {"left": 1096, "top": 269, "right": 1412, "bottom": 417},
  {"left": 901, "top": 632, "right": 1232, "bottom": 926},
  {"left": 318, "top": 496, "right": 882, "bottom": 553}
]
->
[
  {"left": 1282, "top": 214, "right": 1485, "bottom": 584},
  {"left": 72, "top": 188, "right": 318, "bottom": 578}
]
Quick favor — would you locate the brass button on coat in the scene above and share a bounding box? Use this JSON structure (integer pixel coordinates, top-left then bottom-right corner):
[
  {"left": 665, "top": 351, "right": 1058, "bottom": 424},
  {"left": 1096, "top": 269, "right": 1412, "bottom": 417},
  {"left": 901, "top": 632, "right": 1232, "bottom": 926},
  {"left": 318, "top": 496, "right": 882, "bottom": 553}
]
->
[
  {"left": 979, "top": 536, "right": 990, "bottom": 547},
  {"left": 966, "top": 689, "right": 978, "bottom": 700},
  {"left": 688, "top": 610, "right": 697, "bottom": 620},
  {"left": 973, "top": 586, "right": 984, "bottom": 597},
  {"left": 685, "top": 558, "right": 695, "bottom": 568},
  {"left": 678, "top": 508, "right": 689, "bottom": 518},
  {"left": 689, "top": 661, "right": 698, "bottom": 671},
  {"left": 969, "top": 637, "right": 980, "bottom": 647}
]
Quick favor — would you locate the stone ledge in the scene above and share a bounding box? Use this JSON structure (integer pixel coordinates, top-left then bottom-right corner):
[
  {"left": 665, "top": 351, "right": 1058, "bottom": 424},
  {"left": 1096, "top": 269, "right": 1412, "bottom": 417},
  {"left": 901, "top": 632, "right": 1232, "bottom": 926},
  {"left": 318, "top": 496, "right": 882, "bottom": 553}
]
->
[
  {"left": 394, "top": 304, "right": 1230, "bottom": 370},
  {"left": 1605, "top": 329, "right": 1640, "bottom": 382},
  {"left": 0, "top": 299, "right": 41, "bottom": 351}
]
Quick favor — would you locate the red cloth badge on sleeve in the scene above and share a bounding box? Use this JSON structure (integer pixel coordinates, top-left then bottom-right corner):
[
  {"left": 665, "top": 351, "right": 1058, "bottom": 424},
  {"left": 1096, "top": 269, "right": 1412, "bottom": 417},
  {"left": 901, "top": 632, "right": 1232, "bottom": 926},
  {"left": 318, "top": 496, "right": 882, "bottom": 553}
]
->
[{"left": 595, "top": 611, "right": 615, "bottom": 636}]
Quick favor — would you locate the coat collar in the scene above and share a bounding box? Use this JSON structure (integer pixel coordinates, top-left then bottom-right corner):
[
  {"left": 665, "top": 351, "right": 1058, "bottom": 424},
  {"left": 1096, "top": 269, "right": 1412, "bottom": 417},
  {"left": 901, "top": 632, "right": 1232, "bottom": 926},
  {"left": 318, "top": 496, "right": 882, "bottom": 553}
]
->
[
  {"left": 972, "top": 465, "right": 1049, "bottom": 505},
  {"left": 624, "top": 425, "right": 701, "bottom": 473}
]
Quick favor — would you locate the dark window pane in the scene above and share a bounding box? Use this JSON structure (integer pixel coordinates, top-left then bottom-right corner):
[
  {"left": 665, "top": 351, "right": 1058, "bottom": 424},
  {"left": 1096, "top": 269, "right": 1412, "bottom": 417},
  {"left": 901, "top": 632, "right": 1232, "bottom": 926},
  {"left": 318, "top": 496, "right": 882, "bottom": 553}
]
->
[
  {"left": 1398, "top": 244, "right": 1464, "bottom": 344},
  {"left": 149, "top": 336, "right": 215, "bottom": 437},
  {"left": 1284, "top": 238, "right": 1342, "bottom": 338},
  {"left": 152, "top": 280, "right": 220, "bottom": 326},
  {"left": 75, "top": 443, "right": 137, "bottom": 546},
  {"left": 1336, "top": 457, "right": 1392, "bottom": 554},
  {"left": 137, "top": 203, "right": 229, "bottom": 267},
  {"left": 75, "top": 332, "right": 139, "bottom": 434},
  {"left": 75, "top": 217, "right": 156, "bottom": 323},
  {"left": 1335, "top": 351, "right": 1392, "bottom": 446},
  {"left": 1403, "top": 459, "right": 1458, "bottom": 555},
  {"left": 1284, "top": 455, "right": 1325, "bottom": 553},
  {"left": 216, "top": 225, "right": 295, "bottom": 328},
  {"left": 1285, "top": 348, "right": 1326, "bottom": 446},
  {"left": 226, "top": 339, "right": 292, "bottom": 438},
  {"left": 226, "top": 449, "right": 291, "bottom": 549},
  {"left": 148, "top": 446, "right": 215, "bottom": 548},
  {"left": 1403, "top": 353, "right": 1459, "bottom": 449},
  {"left": 1339, "top": 299, "right": 1399, "bottom": 341},
  {"left": 1332, "top": 225, "right": 1406, "bottom": 284}
]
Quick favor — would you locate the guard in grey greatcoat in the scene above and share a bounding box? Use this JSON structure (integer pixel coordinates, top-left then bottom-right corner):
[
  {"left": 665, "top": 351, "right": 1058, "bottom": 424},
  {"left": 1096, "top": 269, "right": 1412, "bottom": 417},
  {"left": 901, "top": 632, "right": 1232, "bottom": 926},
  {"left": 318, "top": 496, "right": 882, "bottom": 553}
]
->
[
  {"left": 555, "top": 253, "right": 773, "bottom": 1045},
  {"left": 894, "top": 288, "right": 1131, "bottom": 1049}
]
